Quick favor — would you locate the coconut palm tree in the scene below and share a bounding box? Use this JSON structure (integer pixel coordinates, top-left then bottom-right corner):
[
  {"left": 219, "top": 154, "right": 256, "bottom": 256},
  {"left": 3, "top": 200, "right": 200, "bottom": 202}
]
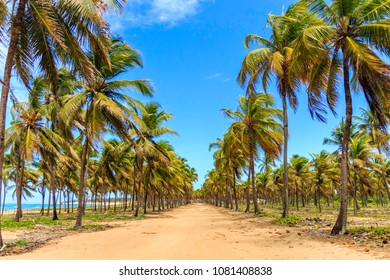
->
[
  {"left": 310, "top": 150, "right": 337, "bottom": 212},
  {"left": 223, "top": 93, "right": 282, "bottom": 214},
  {"left": 298, "top": 0, "right": 390, "bottom": 234},
  {"left": 355, "top": 108, "right": 390, "bottom": 199},
  {"left": 349, "top": 135, "right": 380, "bottom": 214},
  {"left": 61, "top": 37, "right": 152, "bottom": 228},
  {"left": 5, "top": 99, "right": 74, "bottom": 221},
  {"left": 289, "top": 155, "right": 311, "bottom": 211},
  {"left": 237, "top": 3, "right": 321, "bottom": 218}
]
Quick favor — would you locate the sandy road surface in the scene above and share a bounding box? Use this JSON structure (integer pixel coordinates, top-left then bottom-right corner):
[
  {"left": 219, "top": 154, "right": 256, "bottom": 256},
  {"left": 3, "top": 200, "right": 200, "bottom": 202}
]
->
[{"left": 1, "top": 204, "right": 384, "bottom": 260}]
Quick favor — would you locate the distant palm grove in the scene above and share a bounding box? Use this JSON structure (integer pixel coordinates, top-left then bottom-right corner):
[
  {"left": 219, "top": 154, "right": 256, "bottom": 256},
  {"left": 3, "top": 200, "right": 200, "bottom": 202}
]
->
[
  {"left": 1, "top": 0, "right": 390, "bottom": 249},
  {"left": 200, "top": 0, "right": 390, "bottom": 236},
  {"left": 0, "top": 0, "right": 197, "bottom": 247}
]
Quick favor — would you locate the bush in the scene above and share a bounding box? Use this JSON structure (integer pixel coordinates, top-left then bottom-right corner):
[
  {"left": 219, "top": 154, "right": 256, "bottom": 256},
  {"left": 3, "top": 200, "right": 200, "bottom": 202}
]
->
[{"left": 274, "top": 215, "right": 301, "bottom": 227}]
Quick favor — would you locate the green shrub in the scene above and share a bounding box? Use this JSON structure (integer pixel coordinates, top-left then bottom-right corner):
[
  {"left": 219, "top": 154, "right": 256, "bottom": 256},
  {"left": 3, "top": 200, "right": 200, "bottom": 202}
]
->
[
  {"left": 274, "top": 215, "right": 301, "bottom": 226},
  {"left": 346, "top": 225, "right": 390, "bottom": 236}
]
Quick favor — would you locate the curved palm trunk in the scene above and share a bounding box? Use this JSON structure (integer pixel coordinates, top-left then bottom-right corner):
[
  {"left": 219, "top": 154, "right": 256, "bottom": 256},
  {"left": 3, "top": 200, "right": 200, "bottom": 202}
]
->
[
  {"left": 331, "top": 53, "right": 352, "bottom": 235},
  {"left": 0, "top": 0, "right": 28, "bottom": 247},
  {"left": 282, "top": 94, "right": 289, "bottom": 218}
]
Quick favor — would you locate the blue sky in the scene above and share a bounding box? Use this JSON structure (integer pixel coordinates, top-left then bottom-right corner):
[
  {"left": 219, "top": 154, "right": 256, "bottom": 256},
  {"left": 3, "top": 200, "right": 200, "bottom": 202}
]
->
[
  {"left": 108, "top": 0, "right": 367, "bottom": 189},
  {"left": 1, "top": 0, "right": 370, "bottom": 204}
]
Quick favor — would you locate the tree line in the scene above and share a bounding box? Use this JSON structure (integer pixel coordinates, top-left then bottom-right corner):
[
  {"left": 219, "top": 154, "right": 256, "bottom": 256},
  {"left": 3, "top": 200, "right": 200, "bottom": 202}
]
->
[
  {"left": 0, "top": 0, "right": 197, "bottom": 248},
  {"left": 200, "top": 0, "right": 390, "bottom": 235}
]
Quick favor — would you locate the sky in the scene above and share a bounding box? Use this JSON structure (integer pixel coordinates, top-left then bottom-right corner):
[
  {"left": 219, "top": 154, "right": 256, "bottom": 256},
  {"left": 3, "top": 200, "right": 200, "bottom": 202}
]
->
[
  {"left": 106, "top": 0, "right": 368, "bottom": 189},
  {"left": 1, "top": 0, "right": 370, "bottom": 203}
]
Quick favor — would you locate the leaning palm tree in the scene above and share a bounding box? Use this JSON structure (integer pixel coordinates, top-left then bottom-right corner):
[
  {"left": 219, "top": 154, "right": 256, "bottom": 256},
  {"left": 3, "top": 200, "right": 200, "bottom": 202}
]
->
[
  {"left": 223, "top": 93, "right": 282, "bottom": 214},
  {"left": 62, "top": 37, "right": 152, "bottom": 229},
  {"left": 5, "top": 100, "right": 74, "bottom": 221},
  {"left": 237, "top": 3, "right": 321, "bottom": 217},
  {"left": 298, "top": 0, "right": 390, "bottom": 234}
]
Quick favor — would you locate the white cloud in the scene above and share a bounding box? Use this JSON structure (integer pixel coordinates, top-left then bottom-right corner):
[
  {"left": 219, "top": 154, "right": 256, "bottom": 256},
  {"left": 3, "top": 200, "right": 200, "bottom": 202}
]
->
[
  {"left": 206, "top": 73, "right": 222, "bottom": 79},
  {"left": 116, "top": 0, "right": 212, "bottom": 28},
  {"left": 206, "top": 72, "right": 231, "bottom": 82}
]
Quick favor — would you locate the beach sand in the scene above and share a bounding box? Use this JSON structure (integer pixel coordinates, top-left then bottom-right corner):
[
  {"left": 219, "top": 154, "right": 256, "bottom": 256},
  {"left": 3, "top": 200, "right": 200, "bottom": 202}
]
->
[{"left": 1, "top": 203, "right": 387, "bottom": 260}]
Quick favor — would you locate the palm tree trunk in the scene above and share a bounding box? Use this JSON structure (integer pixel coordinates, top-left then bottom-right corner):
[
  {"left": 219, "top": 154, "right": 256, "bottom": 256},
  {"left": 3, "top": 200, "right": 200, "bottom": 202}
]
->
[
  {"left": 250, "top": 153, "right": 258, "bottom": 214},
  {"left": 0, "top": 0, "right": 28, "bottom": 248},
  {"left": 15, "top": 155, "right": 25, "bottom": 222},
  {"left": 47, "top": 189, "right": 51, "bottom": 216},
  {"left": 295, "top": 182, "right": 299, "bottom": 211},
  {"left": 353, "top": 172, "right": 358, "bottom": 215},
  {"left": 225, "top": 174, "right": 230, "bottom": 209},
  {"left": 134, "top": 174, "right": 141, "bottom": 217},
  {"left": 75, "top": 136, "right": 89, "bottom": 229},
  {"left": 317, "top": 183, "right": 322, "bottom": 213},
  {"left": 245, "top": 171, "right": 251, "bottom": 213},
  {"left": 40, "top": 184, "right": 46, "bottom": 216},
  {"left": 282, "top": 94, "right": 289, "bottom": 218},
  {"left": 143, "top": 187, "right": 148, "bottom": 214},
  {"left": 232, "top": 172, "right": 238, "bottom": 211},
  {"left": 48, "top": 161, "right": 58, "bottom": 220},
  {"left": 331, "top": 53, "right": 352, "bottom": 235}
]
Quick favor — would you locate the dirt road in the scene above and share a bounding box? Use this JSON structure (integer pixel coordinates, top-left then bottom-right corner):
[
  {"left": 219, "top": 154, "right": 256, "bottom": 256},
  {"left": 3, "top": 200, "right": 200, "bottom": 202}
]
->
[{"left": 2, "top": 204, "right": 385, "bottom": 260}]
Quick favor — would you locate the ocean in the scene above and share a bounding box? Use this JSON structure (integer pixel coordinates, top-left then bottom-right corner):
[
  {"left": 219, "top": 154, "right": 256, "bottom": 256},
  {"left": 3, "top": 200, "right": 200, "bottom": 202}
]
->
[{"left": 2, "top": 203, "right": 47, "bottom": 211}]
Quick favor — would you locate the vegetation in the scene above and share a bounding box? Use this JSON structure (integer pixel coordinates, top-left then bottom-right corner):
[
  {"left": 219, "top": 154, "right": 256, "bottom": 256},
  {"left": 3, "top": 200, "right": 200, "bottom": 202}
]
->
[
  {"left": 201, "top": 0, "right": 390, "bottom": 236},
  {"left": 0, "top": 0, "right": 197, "bottom": 248},
  {"left": 1, "top": 0, "right": 390, "bottom": 253}
]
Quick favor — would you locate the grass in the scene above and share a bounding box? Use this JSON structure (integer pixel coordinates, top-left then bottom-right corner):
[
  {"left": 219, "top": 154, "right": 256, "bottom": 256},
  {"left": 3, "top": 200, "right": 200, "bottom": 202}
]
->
[
  {"left": 1, "top": 209, "right": 146, "bottom": 230},
  {"left": 346, "top": 225, "right": 390, "bottom": 237},
  {"left": 274, "top": 215, "right": 301, "bottom": 227}
]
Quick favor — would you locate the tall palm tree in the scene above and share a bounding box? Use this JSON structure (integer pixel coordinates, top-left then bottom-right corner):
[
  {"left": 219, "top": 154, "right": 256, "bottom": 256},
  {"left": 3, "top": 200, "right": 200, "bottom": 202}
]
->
[
  {"left": 5, "top": 97, "right": 74, "bottom": 221},
  {"left": 237, "top": 3, "right": 320, "bottom": 217},
  {"left": 355, "top": 108, "right": 390, "bottom": 199},
  {"left": 130, "top": 102, "right": 176, "bottom": 215},
  {"left": 223, "top": 93, "right": 282, "bottom": 214},
  {"left": 298, "top": 0, "right": 390, "bottom": 234},
  {"left": 62, "top": 38, "right": 152, "bottom": 228}
]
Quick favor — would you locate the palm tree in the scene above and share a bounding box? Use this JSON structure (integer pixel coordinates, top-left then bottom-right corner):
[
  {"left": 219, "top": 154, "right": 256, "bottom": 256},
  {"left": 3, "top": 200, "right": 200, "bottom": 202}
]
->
[
  {"left": 61, "top": 38, "right": 153, "bottom": 228},
  {"left": 223, "top": 93, "right": 282, "bottom": 214},
  {"left": 289, "top": 155, "right": 311, "bottom": 211},
  {"left": 237, "top": 3, "right": 320, "bottom": 218},
  {"left": 298, "top": 0, "right": 390, "bottom": 234},
  {"left": 310, "top": 150, "right": 337, "bottom": 212},
  {"left": 355, "top": 108, "right": 390, "bottom": 199},
  {"left": 5, "top": 97, "right": 74, "bottom": 221},
  {"left": 349, "top": 135, "right": 380, "bottom": 214}
]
